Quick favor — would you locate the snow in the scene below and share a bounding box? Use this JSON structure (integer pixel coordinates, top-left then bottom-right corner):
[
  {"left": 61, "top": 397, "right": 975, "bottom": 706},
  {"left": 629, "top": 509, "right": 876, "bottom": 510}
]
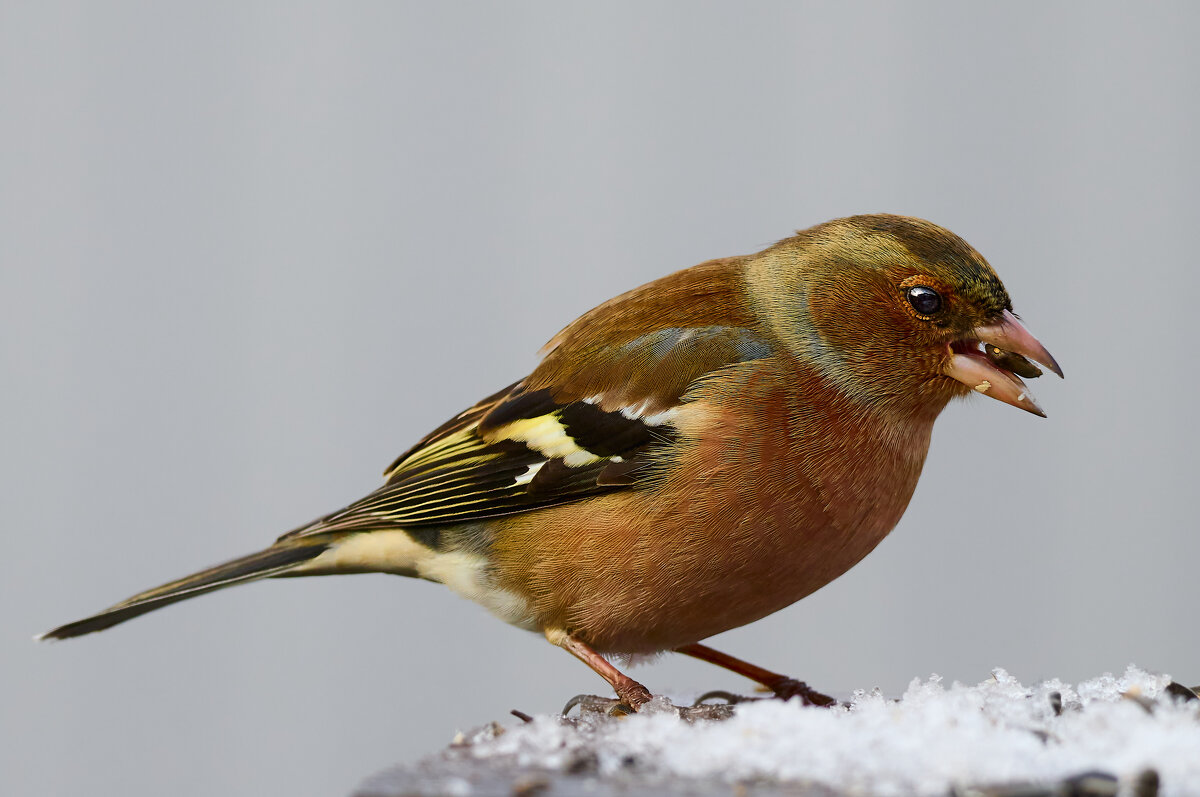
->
[{"left": 462, "top": 666, "right": 1199, "bottom": 795}]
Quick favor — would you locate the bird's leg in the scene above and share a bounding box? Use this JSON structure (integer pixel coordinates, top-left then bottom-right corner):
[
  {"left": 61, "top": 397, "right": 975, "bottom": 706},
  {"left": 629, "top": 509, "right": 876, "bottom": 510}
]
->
[
  {"left": 676, "top": 642, "right": 836, "bottom": 707},
  {"left": 547, "top": 629, "right": 653, "bottom": 711}
]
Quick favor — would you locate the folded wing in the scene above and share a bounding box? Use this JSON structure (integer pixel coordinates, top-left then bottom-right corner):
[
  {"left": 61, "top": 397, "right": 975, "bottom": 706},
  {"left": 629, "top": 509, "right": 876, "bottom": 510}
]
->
[{"left": 282, "top": 259, "right": 772, "bottom": 537}]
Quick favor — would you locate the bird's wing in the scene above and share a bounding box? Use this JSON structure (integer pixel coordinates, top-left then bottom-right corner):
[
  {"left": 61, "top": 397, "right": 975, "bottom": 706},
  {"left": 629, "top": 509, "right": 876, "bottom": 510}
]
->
[
  {"left": 278, "top": 256, "right": 768, "bottom": 538},
  {"left": 280, "top": 325, "right": 772, "bottom": 538}
]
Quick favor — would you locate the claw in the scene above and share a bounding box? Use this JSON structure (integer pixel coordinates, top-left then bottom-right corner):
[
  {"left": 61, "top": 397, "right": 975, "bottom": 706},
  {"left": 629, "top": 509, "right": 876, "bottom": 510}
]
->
[
  {"left": 693, "top": 690, "right": 747, "bottom": 706},
  {"left": 561, "top": 693, "right": 736, "bottom": 721},
  {"left": 766, "top": 676, "right": 839, "bottom": 707}
]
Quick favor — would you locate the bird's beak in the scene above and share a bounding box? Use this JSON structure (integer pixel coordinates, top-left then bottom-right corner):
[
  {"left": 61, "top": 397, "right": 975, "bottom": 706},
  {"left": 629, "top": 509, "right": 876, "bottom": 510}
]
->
[{"left": 943, "top": 310, "right": 1063, "bottom": 417}]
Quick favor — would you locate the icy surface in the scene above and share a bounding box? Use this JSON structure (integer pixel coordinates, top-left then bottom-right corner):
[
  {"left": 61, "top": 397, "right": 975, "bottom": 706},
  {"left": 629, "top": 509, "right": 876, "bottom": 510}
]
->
[{"left": 461, "top": 666, "right": 1199, "bottom": 795}]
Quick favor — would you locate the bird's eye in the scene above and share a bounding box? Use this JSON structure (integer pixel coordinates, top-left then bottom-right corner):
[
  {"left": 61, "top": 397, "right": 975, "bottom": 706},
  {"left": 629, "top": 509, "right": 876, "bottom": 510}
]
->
[{"left": 906, "top": 285, "right": 943, "bottom": 315}]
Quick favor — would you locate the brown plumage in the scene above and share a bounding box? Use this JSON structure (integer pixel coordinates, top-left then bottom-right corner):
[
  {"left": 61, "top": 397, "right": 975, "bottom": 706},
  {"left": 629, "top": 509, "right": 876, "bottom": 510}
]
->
[{"left": 41, "top": 214, "right": 1061, "bottom": 711}]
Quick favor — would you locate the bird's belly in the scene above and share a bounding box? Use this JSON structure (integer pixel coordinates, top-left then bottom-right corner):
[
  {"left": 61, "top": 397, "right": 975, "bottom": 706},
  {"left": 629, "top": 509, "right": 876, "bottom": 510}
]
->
[{"left": 491, "top": 470, "right": 917, "bottom": 653}]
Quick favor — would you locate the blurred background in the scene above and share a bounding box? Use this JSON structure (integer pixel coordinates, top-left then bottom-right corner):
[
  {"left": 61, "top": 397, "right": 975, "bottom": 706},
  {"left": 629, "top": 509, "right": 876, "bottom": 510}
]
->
[{"left": 3, "top": 2, "right": 1198, "bottom": 795}]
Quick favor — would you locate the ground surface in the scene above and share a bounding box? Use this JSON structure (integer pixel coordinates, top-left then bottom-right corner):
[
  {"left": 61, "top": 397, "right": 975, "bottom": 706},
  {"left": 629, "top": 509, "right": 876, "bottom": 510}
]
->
[{"left": 355, "top": 667, "right": 1195, "bottom": 797}]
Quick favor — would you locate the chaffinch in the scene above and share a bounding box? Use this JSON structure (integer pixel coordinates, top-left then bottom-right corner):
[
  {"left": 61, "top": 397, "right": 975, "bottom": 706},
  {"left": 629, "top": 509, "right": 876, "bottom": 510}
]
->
[{"left": 42, "top": 214, "right": 1061, "bottom": 710}]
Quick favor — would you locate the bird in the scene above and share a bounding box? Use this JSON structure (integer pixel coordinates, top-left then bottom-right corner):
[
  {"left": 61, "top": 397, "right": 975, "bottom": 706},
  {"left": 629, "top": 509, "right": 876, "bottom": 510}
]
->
[{"left": 40, "top": 214, "right": 1062, "bottom": 711}]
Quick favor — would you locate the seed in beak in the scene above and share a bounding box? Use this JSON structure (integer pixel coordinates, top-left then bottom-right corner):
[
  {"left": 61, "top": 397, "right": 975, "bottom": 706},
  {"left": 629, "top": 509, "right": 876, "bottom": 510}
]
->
[{"left": 984, "top": 344, "right": 1043, "bottom": 379}]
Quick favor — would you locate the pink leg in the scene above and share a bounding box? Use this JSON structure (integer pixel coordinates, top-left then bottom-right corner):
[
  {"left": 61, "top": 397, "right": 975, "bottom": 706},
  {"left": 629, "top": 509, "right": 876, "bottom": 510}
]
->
[
  {"left": 676, "top": 642, "right": 836, "bottom": 706},
  {"left": 548, "top": 629, "right": 654, "bottom": 710}
]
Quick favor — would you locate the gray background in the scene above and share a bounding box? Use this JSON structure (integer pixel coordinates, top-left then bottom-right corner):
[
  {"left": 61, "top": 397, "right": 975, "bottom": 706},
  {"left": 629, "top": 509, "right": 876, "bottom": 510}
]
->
[{"left": 3, "top": 2, "right": 1197, "bottom": 796}]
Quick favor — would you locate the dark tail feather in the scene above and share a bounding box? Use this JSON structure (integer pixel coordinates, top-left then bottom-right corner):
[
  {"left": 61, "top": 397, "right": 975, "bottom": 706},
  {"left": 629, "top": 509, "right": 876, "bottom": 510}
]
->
[{"left": 38, "top": 543, "right": 328, "bottom": 640}]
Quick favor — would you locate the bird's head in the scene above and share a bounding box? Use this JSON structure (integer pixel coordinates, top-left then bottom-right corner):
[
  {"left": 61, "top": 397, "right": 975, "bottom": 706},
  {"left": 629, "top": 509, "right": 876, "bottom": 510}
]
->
[{"left": 747, "top": 214, "right": 1061, "bottom": 418}]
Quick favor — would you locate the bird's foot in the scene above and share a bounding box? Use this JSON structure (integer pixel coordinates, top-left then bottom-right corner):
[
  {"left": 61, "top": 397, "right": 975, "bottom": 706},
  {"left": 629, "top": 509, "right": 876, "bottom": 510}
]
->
[
  {"left": 562, "top": 693, "right": 637, "bottom": 717},
  {"left": 616, "top": 680, "right": 653, "bottom": 711},
  {"left": 764, "top": 676, "right": 838, "bottom": 707},
  {"left": 562, "top": 692, "right": 735, "bottom": 721}
]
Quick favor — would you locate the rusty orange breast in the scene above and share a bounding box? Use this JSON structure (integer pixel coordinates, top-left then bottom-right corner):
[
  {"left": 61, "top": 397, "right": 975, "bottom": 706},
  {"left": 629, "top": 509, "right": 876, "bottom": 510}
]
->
[{"left": 489, "top": 358, "right": 937, "bottom": 653}]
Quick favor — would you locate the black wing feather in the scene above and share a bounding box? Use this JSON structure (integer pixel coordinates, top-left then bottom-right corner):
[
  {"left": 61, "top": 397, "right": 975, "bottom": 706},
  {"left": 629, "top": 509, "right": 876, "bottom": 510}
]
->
[{"left": 280, "top": 325, "right": 771, "bottom": 540}]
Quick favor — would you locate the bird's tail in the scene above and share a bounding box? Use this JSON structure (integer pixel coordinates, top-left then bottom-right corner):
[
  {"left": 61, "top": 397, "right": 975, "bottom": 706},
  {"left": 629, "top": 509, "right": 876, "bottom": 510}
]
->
[{"left": 38, "top": 541, "right": 330, "bottom": 640}]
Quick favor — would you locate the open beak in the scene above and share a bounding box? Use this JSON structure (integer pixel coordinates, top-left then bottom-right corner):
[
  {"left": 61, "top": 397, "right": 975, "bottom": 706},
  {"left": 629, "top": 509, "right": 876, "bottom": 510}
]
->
[{"left": 943, "top": 310, "right": 1063, "bottom": 417}]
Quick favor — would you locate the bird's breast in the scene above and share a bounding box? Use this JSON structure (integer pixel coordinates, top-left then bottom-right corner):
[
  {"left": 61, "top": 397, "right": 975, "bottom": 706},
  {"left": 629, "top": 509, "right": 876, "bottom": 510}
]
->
[{"left": 488, "top": 364, "right": 936, "bottom": 653}]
